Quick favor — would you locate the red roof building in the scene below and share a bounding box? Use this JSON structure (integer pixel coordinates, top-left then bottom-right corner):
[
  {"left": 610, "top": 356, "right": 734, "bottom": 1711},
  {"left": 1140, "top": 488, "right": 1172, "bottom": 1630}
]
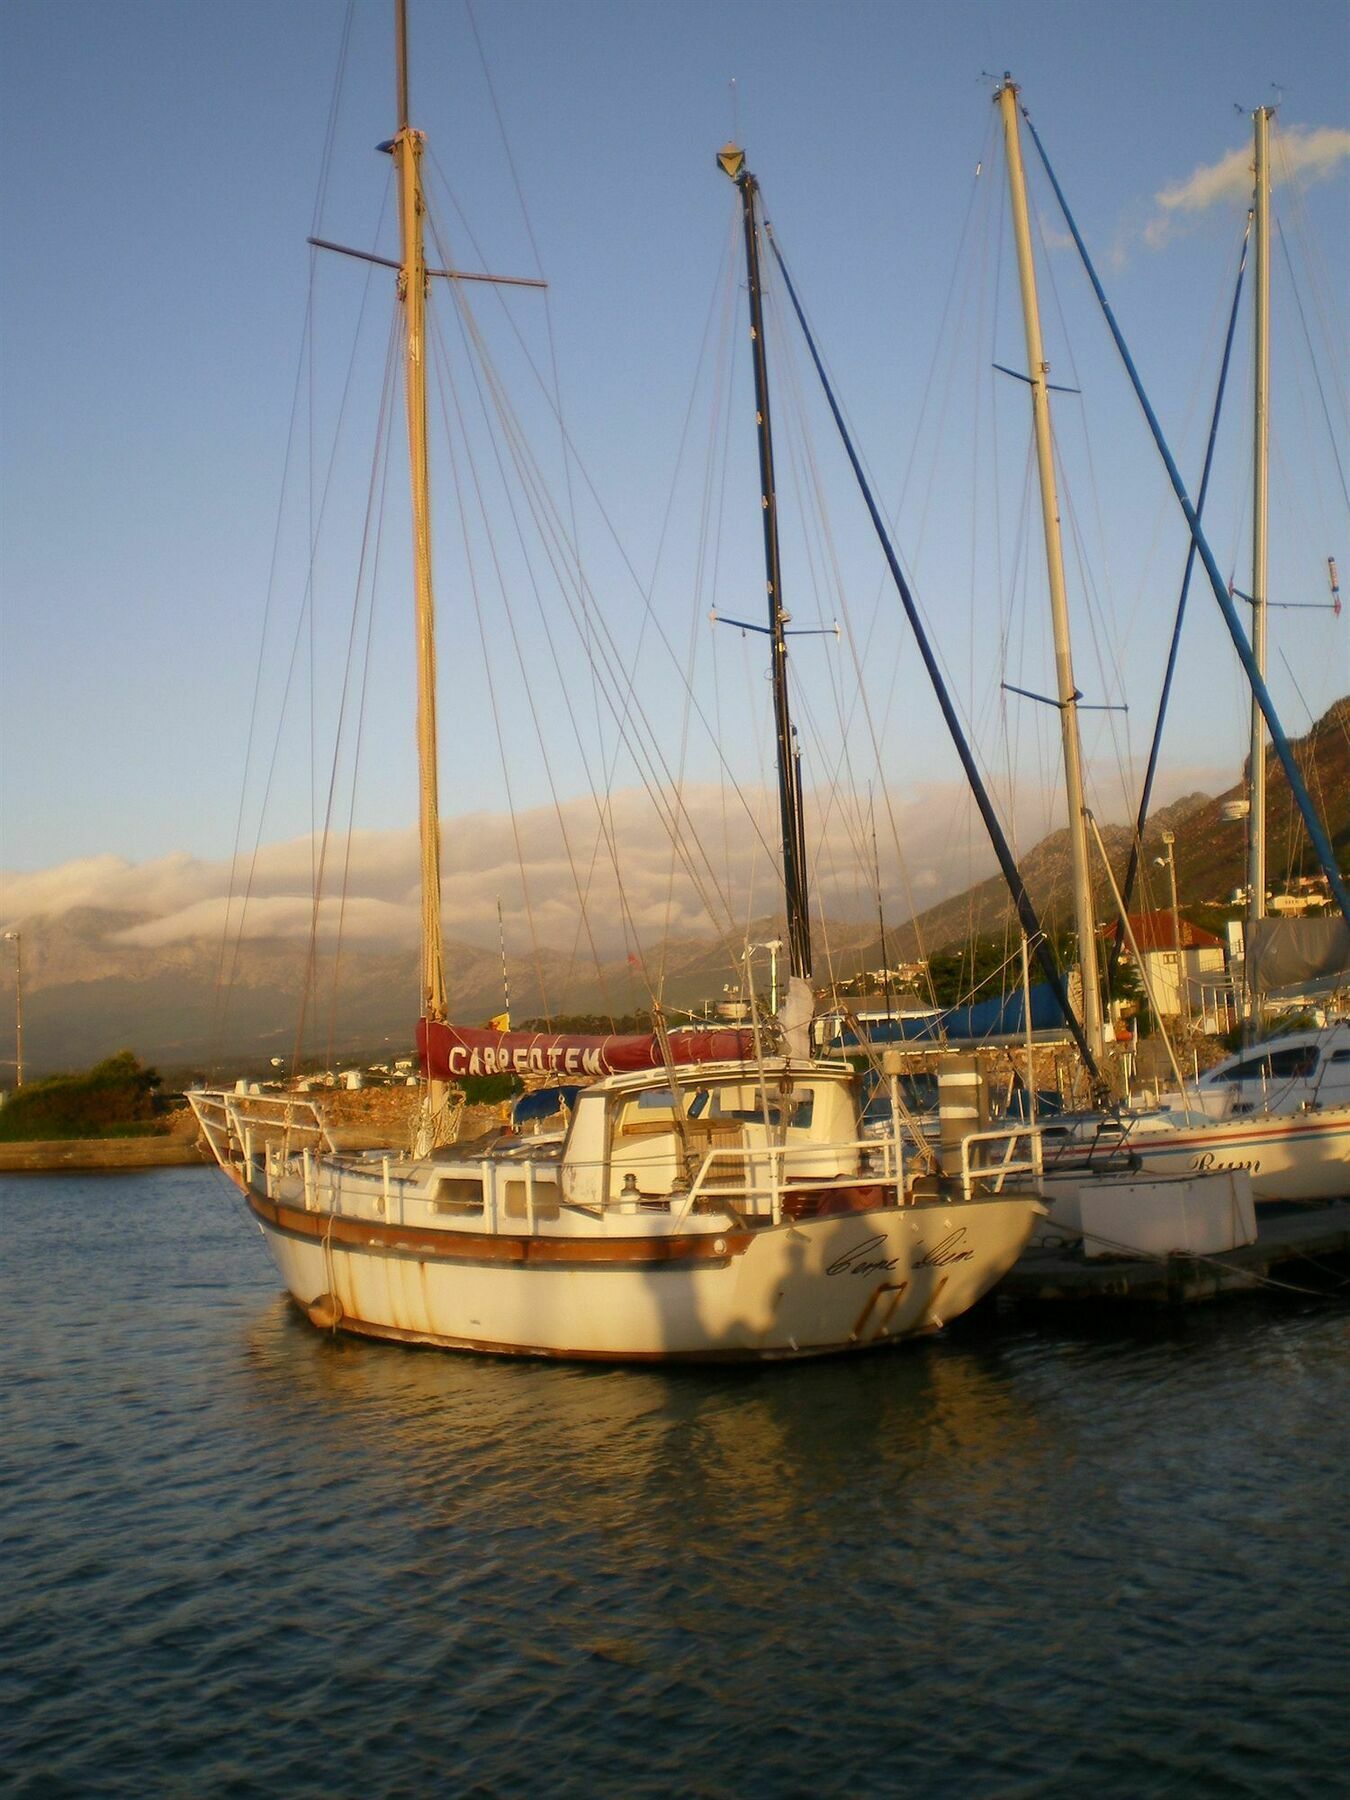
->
[{"left": 1112, "top": 912, "right": 1225, "bottom": 954}]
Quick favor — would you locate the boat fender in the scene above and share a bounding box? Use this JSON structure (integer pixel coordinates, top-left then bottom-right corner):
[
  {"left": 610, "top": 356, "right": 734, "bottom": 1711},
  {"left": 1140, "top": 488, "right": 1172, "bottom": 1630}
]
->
[{"left": 306, "top": 1292, "right": 344, "bottom": 1331}]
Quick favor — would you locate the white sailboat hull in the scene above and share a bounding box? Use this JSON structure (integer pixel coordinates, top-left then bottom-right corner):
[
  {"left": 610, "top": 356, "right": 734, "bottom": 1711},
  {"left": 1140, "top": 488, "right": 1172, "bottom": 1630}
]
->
[
  {"left": 243, "top": 1180, "right": 1035, "bottom": 1361},
  {"left": 1124, "top": 1105, "right": 1350, "bottom": 1203}
]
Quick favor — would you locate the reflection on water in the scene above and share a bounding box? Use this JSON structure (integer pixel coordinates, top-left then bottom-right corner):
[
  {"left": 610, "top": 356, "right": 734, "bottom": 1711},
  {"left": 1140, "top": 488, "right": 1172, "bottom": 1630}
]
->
[{"left": 2, "top": 1169, "right": 1346, "bottom": 1796}]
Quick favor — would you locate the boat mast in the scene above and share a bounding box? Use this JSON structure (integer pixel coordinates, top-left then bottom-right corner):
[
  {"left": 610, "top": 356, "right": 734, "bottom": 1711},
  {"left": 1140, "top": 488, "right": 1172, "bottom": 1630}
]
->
[
  {"left": 393, "top": 0, "right": 450, "bottom": 1120},
  {"left": 1246, "top": 105, "right": 1273, "bottom": 1028},
  {"left": 995, "top": 78, "right": 1107, "bottom": 1068},
  {"left": 718, "top": 144, "right": 813, "bottom": 983}
]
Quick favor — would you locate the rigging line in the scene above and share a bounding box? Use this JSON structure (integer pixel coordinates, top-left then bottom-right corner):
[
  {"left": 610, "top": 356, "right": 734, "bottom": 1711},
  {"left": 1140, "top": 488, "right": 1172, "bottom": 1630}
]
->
[
  {"left": 1273, "top": 312, "right": 1342, "bottom": 567},
  {"left": 1272, "top": 122, "right": 1349, "bottom": 420},
  {"left": 752, "top": 234, "right": 978, "bottom": 1009},
  {"left": 1021, "top": 102, "right": 1350, "bottom": 931},
  {"left": 424, "top": 298, "right": 565, "bottom": 1021},
  {"left": 452, "top": 306, "right": 785, "bottom": 956},
  {"left": 655, "top": 220, "right": 742, "bottom": 984},
  {"left": 305, "top": 0, "right": 357, "bottom": 910},
  {"left": 325, "top": 372, "right": 399, "bottom": 1074},
  {"left": 460, "top": 0, "right": 596, "bottom": 585},
  {"left": 1024, "top": 185, "right": 1135, "bottom": 808},
  {"left": 709, "top": 235, "right": 744, "bottom": 934},
  {"left": 995, "top": 440, "right": 1040, "bottom": 835},
  {"left": 420, "top": 190, "right": 785, "bottom": 901},
  {"left": 423, "top": 254, "right": 647, "bottom": 1009},
  {"left": 419, "top": 151, "right": 622, "bottom": 955},
  {"left": 311, "top": 0, "right": 357, "bottom": 238},
  {"left": 421, "top": 202, "right": 790, "bottom": 975},
  {"left": 766, "top": 223, "right": 1104, "bottom": 1086},
  {"left": 892, "top": 113, "right": 999, "bottom": 557},
  {"left": 1054, "top": 452, "right": 1134, "bottom": 819},
  {"left": 1110, "top": 228, "right": 1237, "bottom": 694},
  {"left": 210, "top": 151, "right": 388, "bottom": 1056},
  {"left": 1276, "top": 217, "right": 1350, "bottom": 513},
  {"left": 421, "top": 217, "right": 612, "bottom": 1029},
  {"left": 424, "top": 60, "right": 611, "bottom": 1020},
  {"left": 433, "top": 274, "right": 751, "bottom": 993},
  {"left": 209, "top": 280, "right": 317, "bottom": 1064},
  {"left": 419, "top": 144, "right": 641, "bottom": 952},
  {"left": 444, "top": 315, "right": 749, "bottom": 972},
  {"left": 295, "top": 319, "right": 402, "bottom": 1078},
  {"left": 214, "top": 207, "right": 395, "bottom": 1060},
  {"left": 598, "top": 231, "right": 744, "bottom": 1001},
  {"left": 907, "top": 185, "right": 989, "bottom": 583},
  {"left": 691, "top": 230, "right": 744, "bottom": 952},
  {"left": 307, "top": 220, "right": 318, "bottom": 905}
]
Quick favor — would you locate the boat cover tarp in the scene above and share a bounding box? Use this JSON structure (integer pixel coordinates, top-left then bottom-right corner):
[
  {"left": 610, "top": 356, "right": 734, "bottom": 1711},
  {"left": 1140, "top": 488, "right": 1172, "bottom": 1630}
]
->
[
  {"left": 841, "top": 982, "right": 1070, "bottom": 1046},
  {"left": 512, "top": 1085, "right": 583, "bottom": 1124},
  {"left": 1250, "top": 916, "right": 1350, "bottom": 993},
  {"left": 419, "top": 1019, "right": 757, "bottom": 1081}
]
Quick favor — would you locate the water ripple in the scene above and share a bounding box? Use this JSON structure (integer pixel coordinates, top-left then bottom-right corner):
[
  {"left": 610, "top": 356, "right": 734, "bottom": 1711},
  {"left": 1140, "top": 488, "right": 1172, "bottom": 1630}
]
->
[{"left": 2, "top": 1170, "right": 1346, "bottom": 1795}]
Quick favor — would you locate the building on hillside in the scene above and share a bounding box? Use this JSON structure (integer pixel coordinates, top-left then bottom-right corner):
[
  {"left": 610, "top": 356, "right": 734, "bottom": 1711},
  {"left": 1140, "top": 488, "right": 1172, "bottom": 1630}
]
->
[{"left": 1110, "top": 911, "right": 1228, "bottom": 1025}]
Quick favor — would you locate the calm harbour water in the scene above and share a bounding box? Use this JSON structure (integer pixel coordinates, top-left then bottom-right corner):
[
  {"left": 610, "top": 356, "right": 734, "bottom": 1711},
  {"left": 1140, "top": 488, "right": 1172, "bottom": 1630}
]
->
[{"left": 2, "top": 1168, "right": 1347, "bottom": 1797}]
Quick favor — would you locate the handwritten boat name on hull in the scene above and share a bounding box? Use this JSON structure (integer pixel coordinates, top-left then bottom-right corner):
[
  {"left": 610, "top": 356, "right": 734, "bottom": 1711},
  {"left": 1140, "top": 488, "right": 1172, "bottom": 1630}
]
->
[
  {"left": 826, "top": 1228, "right": 975, "bottom": 1278},
  {"left": 1191, "top": 1150, "right": 1263, "bottom": 1175}
]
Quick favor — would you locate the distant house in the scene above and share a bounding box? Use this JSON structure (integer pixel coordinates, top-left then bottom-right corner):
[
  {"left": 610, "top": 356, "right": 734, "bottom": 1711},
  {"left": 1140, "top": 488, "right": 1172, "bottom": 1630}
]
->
[{"left": 1109, "top": 911, "right": 1227, "bottom": 1019}]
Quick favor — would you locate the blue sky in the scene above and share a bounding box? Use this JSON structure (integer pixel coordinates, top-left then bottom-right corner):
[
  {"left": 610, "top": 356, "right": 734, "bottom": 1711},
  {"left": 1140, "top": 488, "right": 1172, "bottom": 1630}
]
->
[{"left": 1, "top": 0, "right": 1346, "bottom": 948}]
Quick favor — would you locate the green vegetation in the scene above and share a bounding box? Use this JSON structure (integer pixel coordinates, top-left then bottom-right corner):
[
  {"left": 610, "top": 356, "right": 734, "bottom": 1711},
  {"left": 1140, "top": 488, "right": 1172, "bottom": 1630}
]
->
[
  {"left": 459, "top": 1072, "right": 521, "bottom": 1104},
  {"left": 925, "top": 935, "right": 1073, "bottom": 1009},
  {"left": 0, "top": 1051, "right": 165, "bottom": 1142}
]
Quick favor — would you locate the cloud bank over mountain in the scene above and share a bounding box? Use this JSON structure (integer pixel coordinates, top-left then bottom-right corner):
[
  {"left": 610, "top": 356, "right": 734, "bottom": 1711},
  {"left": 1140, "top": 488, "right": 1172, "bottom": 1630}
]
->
[{"left": 4, "top": 765, "right": 1227, "bottom": 958}]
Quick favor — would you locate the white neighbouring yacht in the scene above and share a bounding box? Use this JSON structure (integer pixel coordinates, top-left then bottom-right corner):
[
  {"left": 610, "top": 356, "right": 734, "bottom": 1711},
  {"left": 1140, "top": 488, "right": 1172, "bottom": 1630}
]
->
[{"left": 1111, "top": 1019, "right": 1350, "bottom": 1203}]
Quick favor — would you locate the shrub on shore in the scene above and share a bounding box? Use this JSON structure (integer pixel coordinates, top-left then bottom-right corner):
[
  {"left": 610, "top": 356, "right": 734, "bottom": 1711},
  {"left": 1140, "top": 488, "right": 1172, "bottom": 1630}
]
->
[{"left": 0, "top": 1051, "right": 165, "bottom": 1142}]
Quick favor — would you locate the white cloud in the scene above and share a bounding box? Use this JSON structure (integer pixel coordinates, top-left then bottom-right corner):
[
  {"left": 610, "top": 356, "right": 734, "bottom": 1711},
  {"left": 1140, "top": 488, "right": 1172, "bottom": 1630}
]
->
[
  {"left": 1, "top": 782, "right": 996, "bottom": 955},
  {"left": 1143, "top": 124, "right": 1350, "bottom": 252},
  {"left": 2, "top": 761, "right": 1225, "bottom": 961}
]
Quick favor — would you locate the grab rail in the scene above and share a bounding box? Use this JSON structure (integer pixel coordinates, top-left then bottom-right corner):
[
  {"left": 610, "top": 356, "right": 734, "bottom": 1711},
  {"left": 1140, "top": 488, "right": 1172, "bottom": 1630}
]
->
[{"left": 957, "top": 1124, "right": 1045, "bottom": 1200}]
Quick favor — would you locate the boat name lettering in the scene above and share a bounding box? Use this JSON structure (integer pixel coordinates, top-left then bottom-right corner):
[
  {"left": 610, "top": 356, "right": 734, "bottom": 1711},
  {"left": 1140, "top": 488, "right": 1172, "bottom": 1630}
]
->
[
  {"left": 443, "top": 1044, "right": 609, "bottom": 1078},
  {"left": 826, "top": 1234, "right": 902, "bottom": 1277},
  {"left": 914, "top": 1227, "right": 975, "bottom": 1268},
  {"left": 1191, "top": 1150, "right": 1263, "bottom": 1175}
]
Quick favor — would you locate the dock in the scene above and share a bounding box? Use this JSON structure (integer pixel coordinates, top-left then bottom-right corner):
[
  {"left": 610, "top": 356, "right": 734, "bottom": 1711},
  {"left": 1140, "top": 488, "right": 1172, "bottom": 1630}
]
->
[{"left": 1001, "top": 1201, "right": 1350, "bottom": 1305}]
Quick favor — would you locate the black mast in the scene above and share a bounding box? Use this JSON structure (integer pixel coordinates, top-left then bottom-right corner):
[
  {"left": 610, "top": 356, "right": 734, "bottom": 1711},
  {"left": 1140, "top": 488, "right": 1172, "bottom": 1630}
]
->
[{"left": 719, "top": 143, "right": 812, "bottom": 983}]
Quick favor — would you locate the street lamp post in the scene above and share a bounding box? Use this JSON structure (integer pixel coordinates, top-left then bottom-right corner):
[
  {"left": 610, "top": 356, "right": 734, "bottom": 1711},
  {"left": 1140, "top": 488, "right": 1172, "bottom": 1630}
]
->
[
  {"left": 749, "top": 940, "right": 784, "bottom": 1014},
  {"left": 2, "top": 931, "right": 22, "bottom": 1088}
]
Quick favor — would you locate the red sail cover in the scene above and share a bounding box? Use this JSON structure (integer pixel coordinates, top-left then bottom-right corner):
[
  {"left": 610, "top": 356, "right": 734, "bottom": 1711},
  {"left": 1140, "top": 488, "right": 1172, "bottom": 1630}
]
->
[{"left": 419, "top": 1019, "right": 757, "bottom": 1081}]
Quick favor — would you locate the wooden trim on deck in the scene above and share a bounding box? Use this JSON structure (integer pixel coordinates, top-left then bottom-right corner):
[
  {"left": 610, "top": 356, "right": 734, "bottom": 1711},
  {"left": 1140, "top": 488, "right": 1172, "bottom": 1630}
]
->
[{"left": 245, "top": 1185, "right": 757, "bottom": 1268}]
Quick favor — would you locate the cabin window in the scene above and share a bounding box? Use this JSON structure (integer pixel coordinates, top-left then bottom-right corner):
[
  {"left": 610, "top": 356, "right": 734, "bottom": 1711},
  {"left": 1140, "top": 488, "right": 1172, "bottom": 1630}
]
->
[
  {"left": 703, "top": 1085, "right": 816, "bottom": 1129},
  {"left": 1225, "top": 1047, "right": 1318, "bottom": 1082},
  {"left": 1328, "top": 1048, "right": 1350, "bottom": 1064},
  {"left": 1224, "top": 1057, "right": 1268, "bottom": 1083},
  {"left": 1267, "top": 1047, "right": 1318, "bottom": 1078}
]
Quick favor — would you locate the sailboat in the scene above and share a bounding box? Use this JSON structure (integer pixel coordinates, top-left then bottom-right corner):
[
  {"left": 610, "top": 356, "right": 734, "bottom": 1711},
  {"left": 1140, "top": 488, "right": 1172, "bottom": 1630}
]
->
[
  {"left": 990, "top": 87, "right": 1350, "bottom": 1224},
  {"left": 190, "top": 1, "right": 1041, "bottom": 1361}
]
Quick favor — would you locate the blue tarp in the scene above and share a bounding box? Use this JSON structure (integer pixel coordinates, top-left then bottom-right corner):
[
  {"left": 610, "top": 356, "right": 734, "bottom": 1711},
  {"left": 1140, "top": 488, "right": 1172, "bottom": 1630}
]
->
[
  {"left": 512, "top": 1085, "right": 582, "bottom": 1125},
  {"left": 840, "top": 982, "right": 1070, "bottom": 1046}
]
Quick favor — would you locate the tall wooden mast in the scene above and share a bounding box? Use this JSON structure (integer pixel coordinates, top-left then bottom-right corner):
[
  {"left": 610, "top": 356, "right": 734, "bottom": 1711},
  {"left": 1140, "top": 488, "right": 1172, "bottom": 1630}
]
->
[
  {"left": 718, "top": 143, "right": 813, "bottom": 984},
  {"left": 1245, "top": 105, "right": 1273, "bottom": 1024},
  {"left": 393, "top": 0, "right": 450, "bottom": 1130},
  {"left": 996, "top": 78, "right": 1107, "bottom": 1068}
]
